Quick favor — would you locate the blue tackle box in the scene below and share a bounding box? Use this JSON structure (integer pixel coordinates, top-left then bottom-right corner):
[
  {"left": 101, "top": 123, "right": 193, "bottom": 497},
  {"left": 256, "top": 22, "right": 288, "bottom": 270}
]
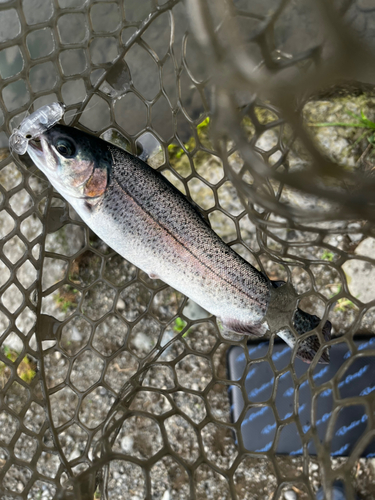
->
[{"left": 227, "top": 337, "right": 375, "bottom": 456}]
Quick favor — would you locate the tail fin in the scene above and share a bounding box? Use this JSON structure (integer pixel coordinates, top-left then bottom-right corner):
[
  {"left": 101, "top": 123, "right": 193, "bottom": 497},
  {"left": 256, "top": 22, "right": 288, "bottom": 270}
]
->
[
  {"left": 294, "top": 308, "right": 332, "bottom": 364},
  {"left": 296, "top": 329, "right": 331, "bottom": 364},
  {"left": 271, "top": 281, "right": 332, "bottom": 364}
]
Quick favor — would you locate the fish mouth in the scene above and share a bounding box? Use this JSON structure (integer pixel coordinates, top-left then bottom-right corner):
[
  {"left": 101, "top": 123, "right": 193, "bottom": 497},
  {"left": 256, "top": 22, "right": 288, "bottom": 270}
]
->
[
  {"left": 28, "top": 137, "right": 44, "bottom": 157},
  {"left": 26, "top": 134, "right": 58, "bottom": 178}
]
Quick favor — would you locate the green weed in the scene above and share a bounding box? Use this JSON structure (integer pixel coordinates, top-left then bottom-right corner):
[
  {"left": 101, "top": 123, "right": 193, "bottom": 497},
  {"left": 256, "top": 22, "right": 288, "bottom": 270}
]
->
[
  {"left": 334, "top": 297, "right": 356, "bottom": 312},
  {"left": 0, "top": 347, "right": 36, "bottom": 386},
  {"left": 173, "top": 317, "right": 192, "bottom": 338},
  {"left": 54, "top": 285, "right": 79, "bottom": 313},
  {"left": 173, "top": 317, "right": 187, "bottom": 332},
  {"left": 168, "top": 117, "right": 210, "bottom": 160},
  {"left": 321, "top": 250, "right": 334, "bottom": 262},
  {"left": 309, "top": 109, "right": 375, "bottom": 148},
  {"left": 330, "top": 285, "right": 356, "bottom": 312}
]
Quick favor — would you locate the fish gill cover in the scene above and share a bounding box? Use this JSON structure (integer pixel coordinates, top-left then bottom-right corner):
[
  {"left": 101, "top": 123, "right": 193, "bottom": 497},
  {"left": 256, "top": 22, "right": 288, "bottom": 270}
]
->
[{"left": 0, "top": 1, "right": 375, "bottom": 499}]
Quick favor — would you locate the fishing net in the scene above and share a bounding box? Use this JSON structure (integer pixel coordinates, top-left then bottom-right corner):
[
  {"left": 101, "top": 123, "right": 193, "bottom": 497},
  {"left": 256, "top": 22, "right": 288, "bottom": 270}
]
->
[{"left": 1, "top": 0, "right": 375, "bottom": 498}]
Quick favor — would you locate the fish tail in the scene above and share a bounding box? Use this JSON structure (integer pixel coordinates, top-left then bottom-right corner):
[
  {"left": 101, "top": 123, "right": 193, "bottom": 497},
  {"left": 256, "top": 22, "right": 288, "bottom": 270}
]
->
[
  {"left": 271, "top": 281, "right": 331, "bottom": 364},
  {"left": 293, "top": 308, "right": 332, "bottom": 364}
]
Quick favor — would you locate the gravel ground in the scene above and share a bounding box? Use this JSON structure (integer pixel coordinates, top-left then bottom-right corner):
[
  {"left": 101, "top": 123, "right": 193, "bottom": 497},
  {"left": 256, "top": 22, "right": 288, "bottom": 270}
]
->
[{"left": 1, "top": 94, "right": 375, "bottom": 499}]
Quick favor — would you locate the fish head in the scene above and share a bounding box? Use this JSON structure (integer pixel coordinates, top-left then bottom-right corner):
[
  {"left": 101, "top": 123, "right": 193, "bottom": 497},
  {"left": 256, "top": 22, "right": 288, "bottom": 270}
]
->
[{"left": 27, "top": 124, "right": 111, "bottom": 200}]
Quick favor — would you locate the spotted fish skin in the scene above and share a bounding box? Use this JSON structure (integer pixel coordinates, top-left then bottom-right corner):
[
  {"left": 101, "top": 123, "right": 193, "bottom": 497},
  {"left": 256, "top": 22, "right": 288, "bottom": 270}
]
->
[
  {"left": 87, "top": 144, "right": 271, "bottom": 328},
  {"left": 26, "top": 123, "right": 331, "bottom": 363}
]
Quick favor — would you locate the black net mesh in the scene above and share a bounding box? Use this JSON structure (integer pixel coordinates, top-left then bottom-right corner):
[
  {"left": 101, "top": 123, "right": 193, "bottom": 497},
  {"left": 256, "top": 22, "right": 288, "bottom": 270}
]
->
[{"left": 1, "top": 0, "right": 375, "bottom": 499}]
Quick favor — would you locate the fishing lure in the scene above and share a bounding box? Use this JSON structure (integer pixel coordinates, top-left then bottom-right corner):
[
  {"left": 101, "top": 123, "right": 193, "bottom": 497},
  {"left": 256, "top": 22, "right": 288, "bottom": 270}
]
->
[{"left": 9, "top": 102, "right": 65, "bottom": 155}]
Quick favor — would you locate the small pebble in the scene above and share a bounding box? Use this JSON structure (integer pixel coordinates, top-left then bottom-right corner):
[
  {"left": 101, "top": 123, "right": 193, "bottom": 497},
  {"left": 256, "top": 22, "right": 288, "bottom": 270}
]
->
[
  {"left": 3, "top": 332, "right": 24, "bottom": 352},
  {"left": 121, "top": 436, "right": 134, "bottom": 454},
  {"left": 117, "top": 298, "right": 125, "bottom": 310},
  {"left": 284, "top": 490, "right": 297, "bottom": 500},
  {"left": 161, "top": 491, "right": 171, "bottom": 500},
  {"left": 71, "top": 326, "right": 82, "bottom": 342},
  {"left": 68, "top": 447, "right": 80, "bottom": 462},
  {"left": 133, "top": 332, "right": 152, "bottom": 351},
  {"left": 348, "top": 233, "right": 362, "bottom": 243}
]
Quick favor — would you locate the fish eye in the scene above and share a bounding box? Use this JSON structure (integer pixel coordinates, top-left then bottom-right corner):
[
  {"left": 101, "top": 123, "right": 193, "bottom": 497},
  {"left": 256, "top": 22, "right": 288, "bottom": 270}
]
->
[{"left": 55, "top": 138, "right": 75, "bottom": 158}]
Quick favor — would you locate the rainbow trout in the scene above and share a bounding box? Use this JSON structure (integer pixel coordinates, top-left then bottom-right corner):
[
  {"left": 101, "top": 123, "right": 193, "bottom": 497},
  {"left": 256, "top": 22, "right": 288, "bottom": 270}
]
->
[{"left": 14, "top": 107, "right": 331, "bottom": 363}]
